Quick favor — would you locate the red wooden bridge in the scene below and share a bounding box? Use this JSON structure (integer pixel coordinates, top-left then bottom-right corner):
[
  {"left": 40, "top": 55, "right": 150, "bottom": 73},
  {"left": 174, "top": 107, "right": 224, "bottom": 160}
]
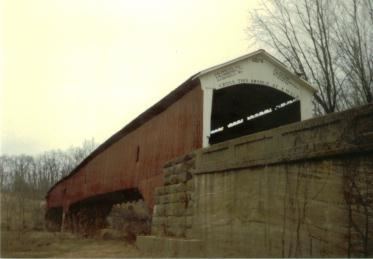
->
[
  {"left": 45, "top": 50, "right": 317, "bottom": 232},
  {"left": 46, "top": 78, "right": 203, "bottom": 213}
]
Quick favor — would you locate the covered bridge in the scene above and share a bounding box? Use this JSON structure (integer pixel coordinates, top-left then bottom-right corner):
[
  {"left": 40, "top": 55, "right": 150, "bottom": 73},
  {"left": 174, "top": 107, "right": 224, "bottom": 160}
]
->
[{"left": 45, "top": 49, "right": 316, "bottom": 230}]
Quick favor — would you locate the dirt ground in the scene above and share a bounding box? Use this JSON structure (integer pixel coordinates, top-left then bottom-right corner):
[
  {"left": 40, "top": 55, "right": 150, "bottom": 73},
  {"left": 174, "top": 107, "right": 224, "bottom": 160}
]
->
[{"left": 1, "top": 230, "right": 144, "bottom": 258}]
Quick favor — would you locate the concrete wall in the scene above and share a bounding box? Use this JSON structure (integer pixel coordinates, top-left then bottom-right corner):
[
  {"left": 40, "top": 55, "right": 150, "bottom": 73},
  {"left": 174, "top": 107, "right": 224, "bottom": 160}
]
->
[
  {"left": 138, "top": 104, "right": 373, "bottom": 257},
  {"left": 191, "top": 104, "right": 373, "bottom": 257},
  {"left": 192, "top": 156, "right": 372, "bottom": 257}
]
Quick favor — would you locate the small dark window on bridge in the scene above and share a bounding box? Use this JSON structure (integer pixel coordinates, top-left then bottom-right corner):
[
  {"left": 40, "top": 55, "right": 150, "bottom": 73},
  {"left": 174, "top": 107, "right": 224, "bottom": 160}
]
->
[{"left": 136, "top": 146, "right": 140, "bottom": 162}]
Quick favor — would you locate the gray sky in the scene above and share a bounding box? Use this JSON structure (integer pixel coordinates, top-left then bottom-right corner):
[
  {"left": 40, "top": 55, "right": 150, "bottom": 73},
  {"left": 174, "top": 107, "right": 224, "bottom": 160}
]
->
[{"left": 1, "top": 0, "right": 260, "bottom": 155}]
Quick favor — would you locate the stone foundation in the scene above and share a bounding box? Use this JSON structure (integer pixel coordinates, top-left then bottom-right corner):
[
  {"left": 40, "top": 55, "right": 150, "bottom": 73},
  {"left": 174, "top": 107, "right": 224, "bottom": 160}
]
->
[{"left": 152, "top": 153, "right": 195, "bottom": 238}]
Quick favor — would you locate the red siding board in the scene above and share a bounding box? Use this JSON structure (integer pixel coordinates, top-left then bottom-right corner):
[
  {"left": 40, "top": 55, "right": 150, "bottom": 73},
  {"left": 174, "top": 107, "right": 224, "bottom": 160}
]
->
[{"left": 47, "top": 84, "right": 203, "bottom": 210}]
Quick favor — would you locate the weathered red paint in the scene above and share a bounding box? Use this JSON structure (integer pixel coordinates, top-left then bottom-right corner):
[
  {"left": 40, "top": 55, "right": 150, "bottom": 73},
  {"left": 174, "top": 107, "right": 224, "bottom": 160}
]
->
[{"left": 46, "top": 82, "right": 203, "bottom": 211}]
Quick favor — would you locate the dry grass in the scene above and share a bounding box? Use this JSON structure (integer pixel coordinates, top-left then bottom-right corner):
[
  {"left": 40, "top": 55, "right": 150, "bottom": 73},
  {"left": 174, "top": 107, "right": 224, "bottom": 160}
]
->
[
  {"left": 1, "top": 230, "right": 142, "bottom": 258},
  {"left": 0, "top": 192, "right": 44, "bottom": 232},
  {"left": 0, "top": 192, "right": 149, "bottom": 258}
]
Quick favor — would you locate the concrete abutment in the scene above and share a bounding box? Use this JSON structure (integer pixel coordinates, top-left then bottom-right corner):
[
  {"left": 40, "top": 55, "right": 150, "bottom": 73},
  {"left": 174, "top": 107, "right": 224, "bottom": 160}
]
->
[{"left": 137, "top": 104, "right": 373, "bottom": 257}]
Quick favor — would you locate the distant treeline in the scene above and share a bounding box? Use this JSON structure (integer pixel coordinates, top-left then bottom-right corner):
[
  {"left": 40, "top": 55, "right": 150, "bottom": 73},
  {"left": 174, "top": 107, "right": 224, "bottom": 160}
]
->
[{"left": 0, "top": 139, "right": 97, "bottom": 199}]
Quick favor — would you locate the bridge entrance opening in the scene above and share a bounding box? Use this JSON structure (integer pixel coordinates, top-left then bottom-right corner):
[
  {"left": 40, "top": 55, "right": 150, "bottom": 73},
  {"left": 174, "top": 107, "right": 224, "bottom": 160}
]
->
[{"left": 209, "top": 84, "right": 301, "bottom": 145}]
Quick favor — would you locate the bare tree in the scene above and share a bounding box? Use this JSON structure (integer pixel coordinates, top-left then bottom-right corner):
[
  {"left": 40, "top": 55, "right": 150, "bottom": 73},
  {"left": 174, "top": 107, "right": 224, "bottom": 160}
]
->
[
  {"left": 336, "top": 0, "right": 373, "bottom": 107},
  {"left": 0, "top": 156, "right": 8, "bottom": 190},
  {"left": 0, "top": 138, "right": 97, "bottom": 199},
  {"left": 248, "top": 0, "right": 372, "bottom": 114},
  {"left": 9, "top": 155, "right": 34, "bottom": 231},
  {"left": 0, "top": 156, "right": 14, "bottom": 230},
  {"left": 67, "top": 138, "right": 97, "bottom": 167},
  {"left": 35, "top": 151, "right": 62, "bottom": 196},
  {"left": 0, "top": 138, "right": 98, "bottom": 232}
]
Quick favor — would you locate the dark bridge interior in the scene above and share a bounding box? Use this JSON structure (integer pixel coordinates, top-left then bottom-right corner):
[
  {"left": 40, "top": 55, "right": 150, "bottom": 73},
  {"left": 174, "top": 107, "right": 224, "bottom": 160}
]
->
[
  {"left": 209, "top": 84, "right": 301, "bottom": 144},
  {"left": 45, "top": 188, "right": 144, "bottom": 233}
]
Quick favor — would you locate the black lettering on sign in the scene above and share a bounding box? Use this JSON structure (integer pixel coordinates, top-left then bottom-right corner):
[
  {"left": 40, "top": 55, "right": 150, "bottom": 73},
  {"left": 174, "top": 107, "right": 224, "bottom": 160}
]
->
[
  {"left": 250, "top": 79, "right": 267, "bottom": 85},
  {"left": 214, "top": 65, "right": 243, "bottom": 82},
  {"left": 237, "top": 78, "right": 249, "bottom": 84},
  {"left": 218, "top": 80, "right": 237, "bottom": 89}
]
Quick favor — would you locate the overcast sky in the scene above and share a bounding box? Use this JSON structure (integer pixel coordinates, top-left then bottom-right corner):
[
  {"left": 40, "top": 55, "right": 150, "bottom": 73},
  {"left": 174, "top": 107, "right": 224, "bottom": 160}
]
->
[{"left": 1, "top": 0, "right": 260, "bottom": 155}]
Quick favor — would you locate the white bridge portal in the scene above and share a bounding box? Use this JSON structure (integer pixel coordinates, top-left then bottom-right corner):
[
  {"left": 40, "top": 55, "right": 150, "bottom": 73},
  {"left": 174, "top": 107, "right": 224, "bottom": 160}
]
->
[{"left": 196, "top": 49, "right": 317, "bottom": 147}]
